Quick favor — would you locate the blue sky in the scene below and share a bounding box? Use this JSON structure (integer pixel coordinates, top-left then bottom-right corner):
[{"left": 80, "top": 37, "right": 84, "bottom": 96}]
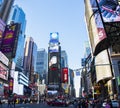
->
[{"left": 14, "top": 0, "right": 88, "bottom": 70}]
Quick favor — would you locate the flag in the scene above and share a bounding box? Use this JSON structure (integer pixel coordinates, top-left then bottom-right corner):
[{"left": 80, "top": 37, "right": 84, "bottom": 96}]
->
[{"left": 76, "top": 71, "right": 80, "bottom": 76}]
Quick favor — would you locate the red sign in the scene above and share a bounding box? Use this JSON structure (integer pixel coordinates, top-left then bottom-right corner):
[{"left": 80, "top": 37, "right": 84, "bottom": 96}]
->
[
  {"left": 62, "top": 68, "right": 68, "bottom": 83},
  {"left": 0, "top": 64, "right": 8, "bottom": 80}
]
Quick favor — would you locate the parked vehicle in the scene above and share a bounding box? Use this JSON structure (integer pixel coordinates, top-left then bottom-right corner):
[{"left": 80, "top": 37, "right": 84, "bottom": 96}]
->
[
  {"left": 47, "top": 99, "right": 68, "bottom": 107},
  {"left": 102, "top": 100, "right": 119, "bottom": 108}
]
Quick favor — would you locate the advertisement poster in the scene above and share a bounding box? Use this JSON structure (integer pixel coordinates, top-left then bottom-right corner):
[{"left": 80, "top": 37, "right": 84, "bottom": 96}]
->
[
  {"left": 97, "top": 0, "right": 120, "bottom": 22},
  {"left": 1, "top": 23, "right": 20, "bottom": 58}
]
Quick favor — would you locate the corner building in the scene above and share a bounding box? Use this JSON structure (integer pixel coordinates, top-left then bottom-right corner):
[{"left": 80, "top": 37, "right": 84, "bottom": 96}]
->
[{"left": 84, "top": 0, "right": 120, "bottom": 99}]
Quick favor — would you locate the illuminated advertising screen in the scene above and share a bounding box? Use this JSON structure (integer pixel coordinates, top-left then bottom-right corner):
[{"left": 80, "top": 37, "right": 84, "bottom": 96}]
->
[
  {"left": 49, "top": 52, "right": 59, "bottom": 68},
  {"left": 49, "top": 32, "right": 59, "bottom": 44},
  {"left": 62, "top": 68, "right": 68, "bottom": 83},
  {"left": 90, "top": 0, "right": 107, "bottom": 42},
  {"left": 95, "top": 49, "right": 113, "bottom": 83},
  {"left": 97, "top": 0, "right": 120, "bottom": 22},
  {"left": 0, "top": 63, "right": 8, "bottom": 80},
  {"left": 48, "top": 52, "right": 61, "bottom": 85},
  {"left": 49, "top": 44, "right": 59, "bottom": 53},
  {"left": 0, "top": 19, "right": 6, "bottom": 47},
  {"left": 1, "top": 23, "right": 20, "bottom": 58}
]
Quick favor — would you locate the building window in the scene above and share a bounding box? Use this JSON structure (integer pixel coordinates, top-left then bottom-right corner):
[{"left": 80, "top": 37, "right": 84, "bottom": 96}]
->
[
  {"left": 12, "top": 9, "right": 17, "bottom": 20},
  {"left": 118, "top": 61, "right": 120, "bottom": 74}
]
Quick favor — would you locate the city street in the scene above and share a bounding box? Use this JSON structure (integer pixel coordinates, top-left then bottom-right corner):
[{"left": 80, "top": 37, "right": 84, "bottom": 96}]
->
[{"left": 0, "top": 103, "right": 74, "bottom": 108}]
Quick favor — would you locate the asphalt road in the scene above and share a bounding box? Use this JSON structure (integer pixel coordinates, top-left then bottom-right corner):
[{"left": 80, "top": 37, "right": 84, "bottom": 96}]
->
[{"left": 0, "top": 102, "right": 74, "bottom": 108}]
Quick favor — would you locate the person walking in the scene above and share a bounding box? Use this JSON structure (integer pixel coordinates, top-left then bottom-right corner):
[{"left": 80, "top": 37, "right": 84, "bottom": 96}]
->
[
  {"left": 0, "top": 96, "right": 2, "bottom": 107},
  {"left": 13, "top": 96, "right": 16, "bottom": 108},
  {"left": 105, "top": 100, "right": 111, "bottom": 108},
  {"left": 8, "top": 97, "right": 12, "bottom": 108}
]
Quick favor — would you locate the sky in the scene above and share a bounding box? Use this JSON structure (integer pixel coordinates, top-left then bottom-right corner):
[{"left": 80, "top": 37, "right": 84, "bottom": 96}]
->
[{"left": 14, "top": 0, "right": 88, "bottom": 70}]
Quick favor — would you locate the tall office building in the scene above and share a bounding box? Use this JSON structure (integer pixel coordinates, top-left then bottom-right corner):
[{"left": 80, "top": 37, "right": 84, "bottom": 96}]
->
[
  {"left": 23, "top": 37, "right": 37, "bottom": 83},
  {"left": 36, "top": 48, "right": 48, "bottom": 83},
  {"left": 61, "top": 50, "right": 68, "bottom": 68},
  {"left": 8, "top": 5, "right": 26, "bottom": 71},
  {"left": 48, "top": 32, "right": 61, "bottom": 91},
  {"left": 83, "top": 41, "right": 91, "bottom": 58},
  {"left": 0, "top": 0, "right": 15, "bottom": 23},
  {"left": 0, "top": 0, "right": 3, "bottom": 10}
]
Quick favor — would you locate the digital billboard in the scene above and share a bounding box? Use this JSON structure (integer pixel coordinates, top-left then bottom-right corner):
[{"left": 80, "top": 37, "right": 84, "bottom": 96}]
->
[
  {"left": 49, "top": 44, "right": 59, "bottom": 53},
  {"left": 49, "top": 32, "right": 59, "bottom": 44},
  {"left": 97, "top": 0, "right": 120, "bottom": 22},
  {"left": 49, "top": 52, "right": 59, "bottom": 68},
  {"left": 1, "top": 23, "right": 21, "bottom": 59},
  {"left": 48, "top": 52, "right": 61, "bottom": 85},
  {"left": 0, "top": 63, "right": 8, "bottom": 80},
  {"left": 62, "top": 67, "right": 68, "bottom": 83},
  {"left": 90, "top": 0, "right": 107, "bottom": 38}
]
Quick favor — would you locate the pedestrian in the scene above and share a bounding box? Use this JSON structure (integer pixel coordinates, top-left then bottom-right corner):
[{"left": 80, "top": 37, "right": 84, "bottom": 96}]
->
[
  {"left": 105, "top": 100, "right": 111, "bottom": 108},
  {"left": 13, "top": 96, "right": 16, "bottom": 108},
  {"left": 74, "top": 100, "right": 78, "bottom": 108},
  {"left": 8, "top": 97, "right": 12, "bottom": 108},
  {"left": 0, "top": 96, "right": 2, "bottom": 107}
]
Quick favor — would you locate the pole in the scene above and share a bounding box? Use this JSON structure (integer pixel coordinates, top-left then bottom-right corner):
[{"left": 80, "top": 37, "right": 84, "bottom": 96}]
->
[{"left": 37, "top": 75, "right": 39, "bottom": 104}]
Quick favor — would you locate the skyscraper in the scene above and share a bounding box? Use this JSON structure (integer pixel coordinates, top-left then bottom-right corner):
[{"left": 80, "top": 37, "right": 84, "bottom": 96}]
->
[
  {"left": 23, "top": 37, "right": 37, "bottom": 82},
  {"left": 0, "top": 0, "right": 15, "bottom": 23},
  {"left": 36, "top": 48, "right": 48, "bottom": 83},
  {"left": 8, "top": 5, "right": 26, "bottom": 71},
  {"left": 61, "top": 50, "right": 68, "bottom": 68}
]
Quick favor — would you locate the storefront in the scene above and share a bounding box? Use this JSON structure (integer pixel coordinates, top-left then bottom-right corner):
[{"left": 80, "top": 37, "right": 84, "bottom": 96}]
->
[{"left": 0, "top": 51, "right": 9, "bottom": 97}]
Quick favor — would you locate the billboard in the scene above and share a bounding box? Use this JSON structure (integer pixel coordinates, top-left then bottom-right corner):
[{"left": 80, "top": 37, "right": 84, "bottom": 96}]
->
[
  {"left": 48, "top": 52, "right": 61, "bottom": 85},
  {"left": 0, "top": 63, "right": 8, "bottom": 80},
  {"left": 49, "top": 44, "right": 59, "bottom": 53},
  {"left": 90, "top": 0, "right": 120, "bottom": 55},
  {"left": 89, "top": 0, "right": 108, "bottom": 56},
  {"left": 1, "top": 23, "right": 21, "bottom": 59},
  {"left": 49, "top": 32, "right": 59, "bottom": 44},
  {"left": 62, "top": 67, "right": 68, "bottom": 83},
  {"left": 97, "top": 0, "right": 120, "bottom": 22},
  {"left": 49, "top": 52, "right": 59, "bottom": 68},
  {"left": 95, "top": 49, "right": 113, "bottom": 83}
]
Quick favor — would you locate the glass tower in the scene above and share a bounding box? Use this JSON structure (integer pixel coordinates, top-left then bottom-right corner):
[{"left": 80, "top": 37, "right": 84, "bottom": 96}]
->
[
  {"left": 36, "top": 48, "right": 48, "bottom": 83},
  {"left": 8, "top": 5, "right": 26, "bottom": 71}
]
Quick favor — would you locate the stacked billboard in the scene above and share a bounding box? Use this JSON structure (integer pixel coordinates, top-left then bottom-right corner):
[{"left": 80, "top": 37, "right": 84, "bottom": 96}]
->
[
  {"left": 0, "top": 22, "right": 21, "bottom": 59},
  {"left": 88, "top": 0, "right": 120, "bottom": 56},
  {"left": 48, "top": 32, "right": 61, "bottom": 90},
  {"left": 85, "top": 0, "right": 118, "bottom": 83}
]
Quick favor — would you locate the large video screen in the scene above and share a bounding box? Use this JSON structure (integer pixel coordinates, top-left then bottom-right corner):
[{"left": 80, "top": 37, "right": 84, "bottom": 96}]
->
[
  {"left": 90, "top": 0, "right": 107, "bottom": 42},
  {"left": 48, "top": 52, "right": 61, "bottom": 85},
  {"left": 1, "top": 23, "right": 20, "bottom": 58},
  {"left": 97, "top": 0, "right": 120, "bottom": 22}
]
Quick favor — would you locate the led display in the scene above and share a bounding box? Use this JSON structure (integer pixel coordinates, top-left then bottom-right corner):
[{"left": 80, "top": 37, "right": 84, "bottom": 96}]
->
[{"left": 1, "top": 23, "right": 20, "bottom": 58}]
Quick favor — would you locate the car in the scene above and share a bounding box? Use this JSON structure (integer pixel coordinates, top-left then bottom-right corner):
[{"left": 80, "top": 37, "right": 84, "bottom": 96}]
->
[
  {"left": 102, "top": 100, "right": 119, "bottom": 108},
  {"left": 47, "top": 99, "right": 68, "bottom": 107},
  {"left": 111, "top": 100, "right": 119, "bottom": 108}
]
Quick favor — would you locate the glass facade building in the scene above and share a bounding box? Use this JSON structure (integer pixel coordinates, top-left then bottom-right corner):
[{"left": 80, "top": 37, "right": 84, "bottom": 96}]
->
[
  {"left": 8, "top": 5, "right": 26, "bottom": 71},
  {"left": 61, "top": 50, "right": 68, "bottom": 68},
  {"left": 36, "top": 48, "right": 48, "bottom": 83},
  {"left": 0, "top": 0, "right": 15, "bottom": 23}
]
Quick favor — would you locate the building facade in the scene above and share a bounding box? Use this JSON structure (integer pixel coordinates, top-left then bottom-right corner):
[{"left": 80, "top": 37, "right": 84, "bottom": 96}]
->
[
  {"left": 0, "top": 0, "right": 15, "bottom": 23},
  {"left": 8, "top": 5, "right": 26, "bottom": 71},
  {"left": 84, "top": 0, "right": 120, "bottom": 99},
  {"left": 23, "top": 37, "right": 37, "bottom": 82},
  {"left": 36, "top": 48, "right": 48, "bottom": 84}
]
